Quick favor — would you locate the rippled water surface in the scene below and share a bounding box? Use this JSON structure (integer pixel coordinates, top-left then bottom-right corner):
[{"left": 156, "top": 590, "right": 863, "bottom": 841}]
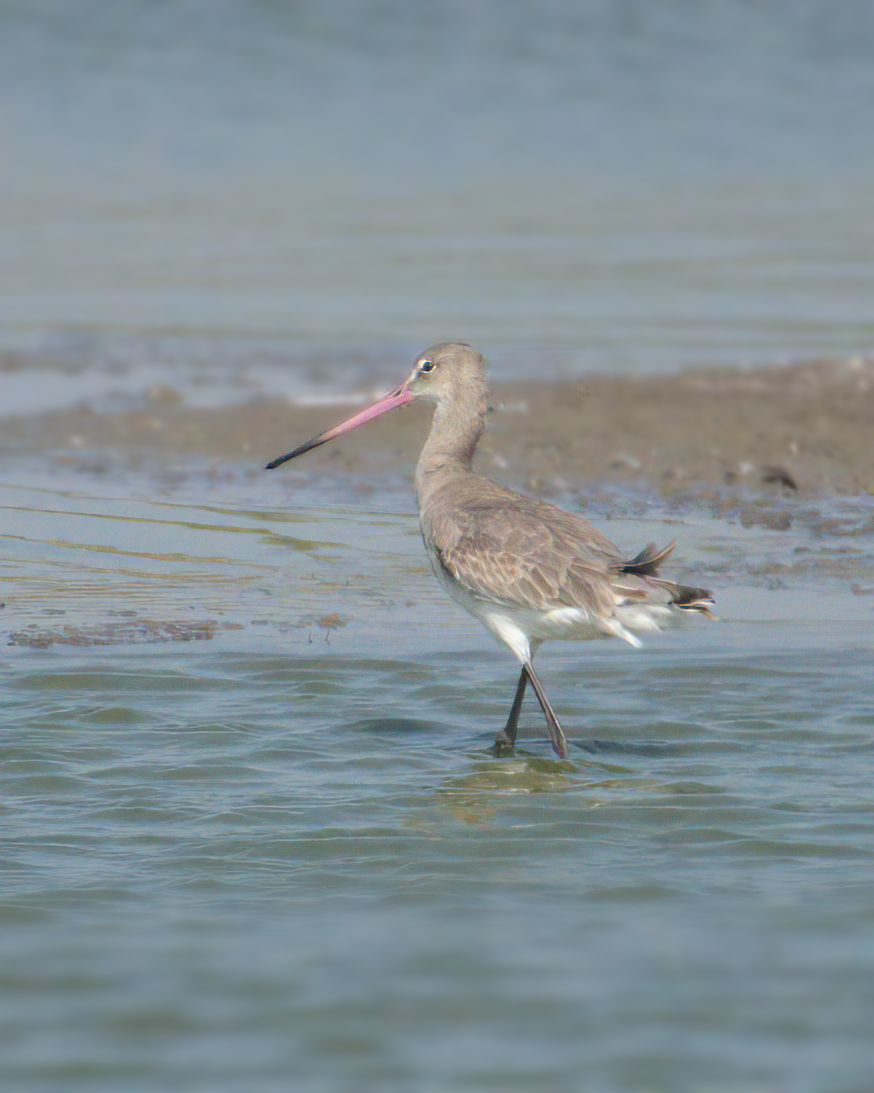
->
[
  {"left": 2, "top": 2, "right": 874, "bottom": 1088},
  {"left": 3, "top": 468, "right": 874, "bottom": 1090}
]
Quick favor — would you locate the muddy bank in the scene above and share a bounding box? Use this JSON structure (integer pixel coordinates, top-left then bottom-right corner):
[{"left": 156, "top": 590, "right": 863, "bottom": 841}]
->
[{"left": 2, "top": 352, "right": 873, "bottom": 495}]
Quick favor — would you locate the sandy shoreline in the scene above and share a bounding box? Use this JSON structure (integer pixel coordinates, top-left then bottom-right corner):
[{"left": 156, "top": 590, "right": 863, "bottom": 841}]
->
[{"left": 2, "top": 352, "right": 873, "bottom": 496}]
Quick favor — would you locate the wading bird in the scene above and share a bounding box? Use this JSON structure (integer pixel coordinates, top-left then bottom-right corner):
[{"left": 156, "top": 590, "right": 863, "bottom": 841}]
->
[{"left": 267, "top": 343, "right": 714, "bottom": 759}]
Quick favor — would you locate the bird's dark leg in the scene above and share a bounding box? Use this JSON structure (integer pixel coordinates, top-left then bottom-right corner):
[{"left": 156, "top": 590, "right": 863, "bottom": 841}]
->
[
  {"left": 523, "top": 660, "right": 569, "bottom": 760},
  {"left": 494, "top": 666, "right": 528, "bottom": 752},
  {"left": 493, "top": 661, "right": 569, "bottom": 760}
]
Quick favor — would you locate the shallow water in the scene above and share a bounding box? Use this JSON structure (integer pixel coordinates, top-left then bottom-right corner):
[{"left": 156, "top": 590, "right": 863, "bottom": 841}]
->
[
  {"left": 3, "top": 467, "right": 874, "bottom": 1090},
  {"left": 2, "top": 0, "right": 874, "bottom": 376},
  {"left": 3, "top": 3, "right": 874, "bottom": 1087}
]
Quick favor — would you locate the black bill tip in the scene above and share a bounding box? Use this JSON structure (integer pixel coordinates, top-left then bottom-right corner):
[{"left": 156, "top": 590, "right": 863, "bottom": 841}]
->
[{"left": 265, "top": 434, "right": 327, "bottom": 470}]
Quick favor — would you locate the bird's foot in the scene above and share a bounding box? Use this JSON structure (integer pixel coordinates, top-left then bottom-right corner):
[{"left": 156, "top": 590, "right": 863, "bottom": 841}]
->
[{"left": 492, "top": 729, "right": 517, "bottom": 757}]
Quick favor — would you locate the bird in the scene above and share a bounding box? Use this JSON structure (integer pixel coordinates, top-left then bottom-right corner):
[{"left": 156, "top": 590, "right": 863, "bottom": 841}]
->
[{"left": 267, "top": 342, "right": 714, "bottom": 759}]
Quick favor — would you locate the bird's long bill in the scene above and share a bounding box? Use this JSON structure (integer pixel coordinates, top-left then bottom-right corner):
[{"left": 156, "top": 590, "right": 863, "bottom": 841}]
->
[{"left": 265, "top": 384, "right": 416, "bottom": 470}]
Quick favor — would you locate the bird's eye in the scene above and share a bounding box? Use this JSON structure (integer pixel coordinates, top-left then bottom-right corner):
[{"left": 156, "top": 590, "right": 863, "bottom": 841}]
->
[{"left": 418, "top": 360, "right": 435, "bottom": 373}]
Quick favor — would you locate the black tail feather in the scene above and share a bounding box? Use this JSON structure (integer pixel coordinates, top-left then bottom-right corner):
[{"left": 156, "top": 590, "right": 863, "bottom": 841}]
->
[
  {"left": 618, "top": 539, "right": 677, "bottom": 577},
  {"left": 671, "top": 583, "right": 716, "bottom": 616}
]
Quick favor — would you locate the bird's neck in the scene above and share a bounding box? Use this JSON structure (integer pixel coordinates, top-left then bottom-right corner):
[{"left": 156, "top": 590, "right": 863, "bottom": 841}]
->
[{"left": 414, "top": 386, "right": 488, "bottom": 506}]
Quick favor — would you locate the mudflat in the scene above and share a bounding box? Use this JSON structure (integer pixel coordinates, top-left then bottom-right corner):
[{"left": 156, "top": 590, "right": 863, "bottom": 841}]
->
[{"left": 3, "top": 351, "right": 873, "bottom": 496}]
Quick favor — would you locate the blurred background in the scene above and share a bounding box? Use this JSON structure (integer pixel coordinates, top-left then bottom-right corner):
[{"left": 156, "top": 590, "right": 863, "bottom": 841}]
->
[
  {"left": 3, "top": 3, "right": 874, "bottom": 1092},
  {"left": 2, "top": 0, "right": 872, "bottom": 398}
]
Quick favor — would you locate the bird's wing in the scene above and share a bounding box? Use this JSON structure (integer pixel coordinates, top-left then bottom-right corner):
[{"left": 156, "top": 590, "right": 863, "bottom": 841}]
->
[{"left": 429, "top": 496, "right": 624, "bottom": 616}]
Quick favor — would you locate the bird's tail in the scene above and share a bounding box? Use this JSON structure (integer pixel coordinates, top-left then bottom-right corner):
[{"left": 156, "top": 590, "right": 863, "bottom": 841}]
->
[
  {"left": 616, "top": 540, "right": 716, "bottom": 619},
  {"left": 667, "top": 583, "right": 717, "bottom": 619},
  {"left": 618, "top": 539, "right": 677, "bottom": 576}
]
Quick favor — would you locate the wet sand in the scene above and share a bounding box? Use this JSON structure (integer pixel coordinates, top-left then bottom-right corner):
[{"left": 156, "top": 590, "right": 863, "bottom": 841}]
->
[{"left": 2, "top": 351, "right": 873, "bottom": 496}]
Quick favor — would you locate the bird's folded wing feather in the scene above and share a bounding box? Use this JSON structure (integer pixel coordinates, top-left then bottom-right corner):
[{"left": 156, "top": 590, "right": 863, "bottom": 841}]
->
[{"left": 429, "top": 499, "right": 624, "bottom": 615}]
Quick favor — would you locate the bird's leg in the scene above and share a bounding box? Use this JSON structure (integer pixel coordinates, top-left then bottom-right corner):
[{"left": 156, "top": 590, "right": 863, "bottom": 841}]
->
[
  {"left": 494, "top": 666, "right": 528, "bottom": 751},
  {"left": 523, "top": 661, "right": 570, "bottom": 760}
]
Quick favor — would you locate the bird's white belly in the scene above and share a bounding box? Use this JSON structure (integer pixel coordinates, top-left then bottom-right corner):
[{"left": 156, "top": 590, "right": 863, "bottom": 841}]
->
[
  {"left": 433, "top": 564, "right": 607, "bottom": 653},
  {"left": 502, "top": 603, "right": 605, "bottom": 642},
  {"left": 426, "top": 539, "right": 676, "bottom": 662},
  {"left": 478, "top": 600, "right": 611, "bottom": 661}
]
